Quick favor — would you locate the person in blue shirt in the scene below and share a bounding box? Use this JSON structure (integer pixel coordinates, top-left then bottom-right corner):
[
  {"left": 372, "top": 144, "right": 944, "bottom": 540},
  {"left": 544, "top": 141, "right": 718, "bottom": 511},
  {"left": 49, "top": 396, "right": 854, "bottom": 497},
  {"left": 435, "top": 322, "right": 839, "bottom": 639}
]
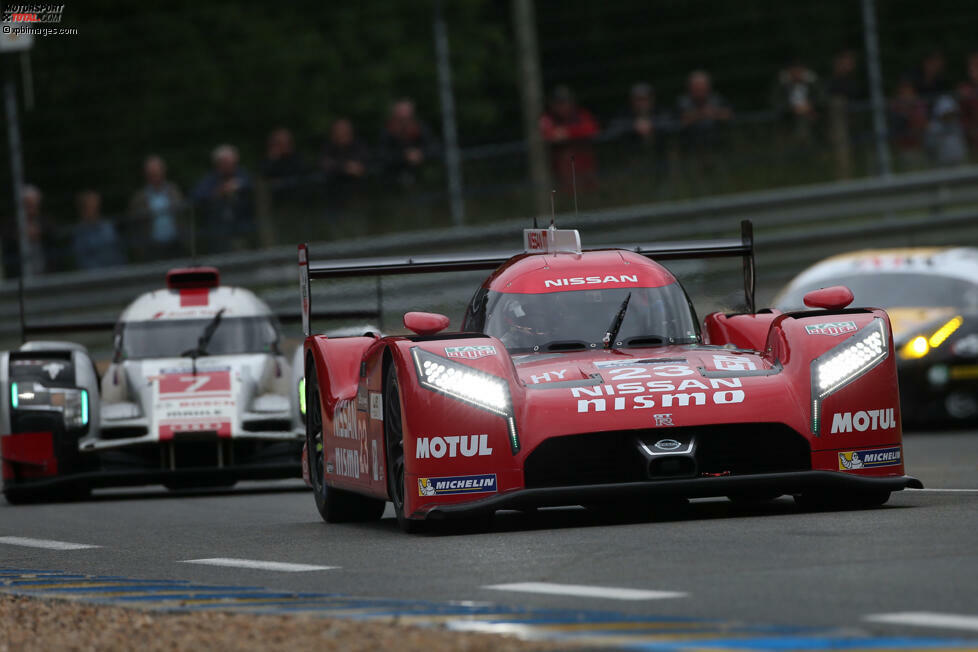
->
[
  {"left": 128, "top": 155, "right": 185, "bottom": 261},
  {"left": 72, "top": 190, "right": 126, "bottom": 270},
  {"left": 192, "top": 144, "right": 256, "bottom": 253}
]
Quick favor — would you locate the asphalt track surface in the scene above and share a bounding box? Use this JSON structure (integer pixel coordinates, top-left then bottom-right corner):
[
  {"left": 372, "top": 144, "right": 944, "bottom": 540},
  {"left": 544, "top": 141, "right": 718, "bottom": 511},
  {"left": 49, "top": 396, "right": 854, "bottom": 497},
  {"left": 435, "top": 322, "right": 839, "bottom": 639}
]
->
[{"left": 2, "top": 430, "right": 977, "bottom": 649}]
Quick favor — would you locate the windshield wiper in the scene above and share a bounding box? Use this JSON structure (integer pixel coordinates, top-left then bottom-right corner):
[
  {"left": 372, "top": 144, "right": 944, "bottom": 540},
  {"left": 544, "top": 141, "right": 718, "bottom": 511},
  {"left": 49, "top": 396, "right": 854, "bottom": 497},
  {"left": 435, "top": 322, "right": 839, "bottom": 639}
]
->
[
  {"left": 180, "top": 309, "right": 225, "bottom": 373},
  {"left": 603, "top": 292, "right": 632, "bottom": 350}
]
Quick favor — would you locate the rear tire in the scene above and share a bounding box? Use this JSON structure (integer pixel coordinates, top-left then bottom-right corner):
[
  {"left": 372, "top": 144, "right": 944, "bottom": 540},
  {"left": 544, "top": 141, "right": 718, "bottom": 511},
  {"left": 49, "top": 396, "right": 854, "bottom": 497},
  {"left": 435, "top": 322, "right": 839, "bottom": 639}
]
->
[
  {"left": 384, "top": 362, "right": 424, "bottom": 533},
  {"left": 306, "top": 364, "right": 385, "bottom": 523}
]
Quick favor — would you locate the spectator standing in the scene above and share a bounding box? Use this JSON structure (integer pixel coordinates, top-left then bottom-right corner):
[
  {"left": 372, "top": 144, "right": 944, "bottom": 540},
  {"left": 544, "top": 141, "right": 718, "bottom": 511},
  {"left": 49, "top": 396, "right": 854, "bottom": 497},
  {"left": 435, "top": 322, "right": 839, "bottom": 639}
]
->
[
  {"left": 771, "top": 60, "right": 823, "bottom": 147},
  {"left": 1, "top": 185, "right": 57, "bottom": 278},
  {"left": 379, "top": 99, "right": 436, "bottom": 189},
  {"left": 128, "top": 155, "right": 184, "bottom": 261},
  {"left": 825, "top": 50, "right": 862, "bottom": 179},
  {"left": 260, "top": 127, "right": 305, "bottom": 204},
  {"left": 192, "top": 144, "right": 256, "bottom": 253},
  {"left": 676, "top": 70, "right": 732, "bottom": 191},
  {"left": 957, "top": 52, "right": 978, "bottom": 152},
  {"left": 321, "top": 118, "right": 369, "bottom": 215},
  {"left": 889, "top": 77, "right": 930, "bottom": 170},
  {"left": 913, "top": 50, "right": 951, "bottom": 111},
  {"left": 539, "top": 85, "right": 600, "bottom": 192},
  {"left": 72, "top": 190, "right": 126, "bottom": 270},
  {"left": 925, "top": 95, "right": 968, "bottom": 167},
  {"left": 608, "top": 83, "right": 657, "bottom": 146}
]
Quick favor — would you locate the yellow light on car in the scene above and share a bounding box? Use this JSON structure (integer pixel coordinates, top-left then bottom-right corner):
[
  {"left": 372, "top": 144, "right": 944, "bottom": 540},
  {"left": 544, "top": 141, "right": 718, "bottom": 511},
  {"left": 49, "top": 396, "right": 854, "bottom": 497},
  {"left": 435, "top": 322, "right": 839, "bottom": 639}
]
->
[
  {"left": 298, "top": 377, "right": 306, "bottom": 416},
  {"left": 904, "top": 336, "right": 930, "bottom": 359},
  {"left": 928, "top": 316, "right": 963, "bottom": 349}
]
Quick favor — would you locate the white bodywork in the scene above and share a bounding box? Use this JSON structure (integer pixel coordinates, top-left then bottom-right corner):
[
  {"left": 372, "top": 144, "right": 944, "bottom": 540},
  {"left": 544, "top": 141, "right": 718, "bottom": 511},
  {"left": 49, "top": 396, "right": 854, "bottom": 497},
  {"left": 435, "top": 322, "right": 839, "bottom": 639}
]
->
[{"left": 88, "top": 284, "right": 302, "bottom": 453}]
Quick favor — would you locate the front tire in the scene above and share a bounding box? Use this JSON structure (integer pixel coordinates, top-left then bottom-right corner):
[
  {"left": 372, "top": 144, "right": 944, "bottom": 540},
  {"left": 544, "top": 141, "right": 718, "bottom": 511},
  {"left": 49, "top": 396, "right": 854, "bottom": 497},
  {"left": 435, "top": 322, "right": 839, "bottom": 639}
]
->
[
  {"left": 306, "top": 364, "right": 385, "bottom": 523},
  {"left": 384, "top": 362, "right": 424, "bottom": 533}
]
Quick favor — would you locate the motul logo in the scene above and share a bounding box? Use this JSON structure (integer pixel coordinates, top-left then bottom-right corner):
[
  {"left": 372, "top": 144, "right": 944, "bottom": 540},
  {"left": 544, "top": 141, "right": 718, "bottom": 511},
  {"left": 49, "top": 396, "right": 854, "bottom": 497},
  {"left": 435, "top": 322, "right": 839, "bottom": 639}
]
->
[
  {"left": 416, "top": 434, "right": 493, "bottom": 459},
  {"left": 830, "top": 408, "right": 896, "bottom": 434}
]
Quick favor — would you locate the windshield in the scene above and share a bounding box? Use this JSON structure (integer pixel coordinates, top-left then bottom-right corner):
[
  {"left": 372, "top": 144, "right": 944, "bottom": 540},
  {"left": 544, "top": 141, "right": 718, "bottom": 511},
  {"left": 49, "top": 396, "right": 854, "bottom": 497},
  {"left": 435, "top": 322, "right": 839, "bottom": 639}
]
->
[
  {"left": 118, "top": 316, "right": 281, "bottom": 360},
  {"left": 464, "top": 284, "right": 700, "bottom": 351},
  {"left": 777, "top": 273, "right": 978, "bottom": 311}
]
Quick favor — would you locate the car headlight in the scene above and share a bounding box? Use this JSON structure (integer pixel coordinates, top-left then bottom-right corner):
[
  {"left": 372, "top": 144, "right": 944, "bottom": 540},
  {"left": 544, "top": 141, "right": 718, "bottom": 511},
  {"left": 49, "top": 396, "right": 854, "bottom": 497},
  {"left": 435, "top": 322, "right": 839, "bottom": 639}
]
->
[
  {"left": 810, "top": 318, "right": 888, "bottom": 434},
  {"left": 298, "top": 377, "right": 306, "bottom": 416},
  {"left": 411, "top": 347, "right": 519, "bottom": 453},
  {"left": 900, "top": 315, "right": 963, "bottom": 359},
  {"left": 10, "top": 381, "right": 89, "bottom": 430}
]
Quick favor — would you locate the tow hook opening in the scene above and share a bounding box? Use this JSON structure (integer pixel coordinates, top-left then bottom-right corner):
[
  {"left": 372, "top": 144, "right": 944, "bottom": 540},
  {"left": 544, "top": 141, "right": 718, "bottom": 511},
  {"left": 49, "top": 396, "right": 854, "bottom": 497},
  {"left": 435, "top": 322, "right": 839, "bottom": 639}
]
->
[{"left": 648, "top": 456, "right": 696, "bottom": 479}]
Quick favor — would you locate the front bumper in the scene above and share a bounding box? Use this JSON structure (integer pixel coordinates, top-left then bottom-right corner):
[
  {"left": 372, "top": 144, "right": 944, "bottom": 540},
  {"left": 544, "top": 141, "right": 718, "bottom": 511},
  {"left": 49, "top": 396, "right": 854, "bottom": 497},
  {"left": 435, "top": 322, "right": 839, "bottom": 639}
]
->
[{"left": 421, "top": 471, "right": 922, "bottom": 519}]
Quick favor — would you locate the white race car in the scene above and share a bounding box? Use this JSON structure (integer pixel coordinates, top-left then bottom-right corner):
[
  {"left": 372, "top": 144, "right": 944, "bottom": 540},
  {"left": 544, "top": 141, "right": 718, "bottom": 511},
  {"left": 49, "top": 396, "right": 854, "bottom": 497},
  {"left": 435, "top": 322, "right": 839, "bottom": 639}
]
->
[{"left": 1, "top": 267, "right": 304, "bottom": 502}]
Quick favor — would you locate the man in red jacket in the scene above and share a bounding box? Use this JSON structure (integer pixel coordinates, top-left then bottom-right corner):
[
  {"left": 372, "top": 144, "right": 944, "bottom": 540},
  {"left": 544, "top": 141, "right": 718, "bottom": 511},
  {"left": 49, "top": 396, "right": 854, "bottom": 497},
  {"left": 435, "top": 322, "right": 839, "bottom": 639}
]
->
[{"left": 539, "top": 85, "right": 600, "bottom": 193}]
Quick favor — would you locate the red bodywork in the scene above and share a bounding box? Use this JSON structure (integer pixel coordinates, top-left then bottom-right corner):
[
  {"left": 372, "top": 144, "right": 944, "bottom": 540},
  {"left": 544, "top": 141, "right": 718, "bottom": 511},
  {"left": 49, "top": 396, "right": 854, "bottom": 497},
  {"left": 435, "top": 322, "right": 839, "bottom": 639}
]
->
[{"left": 303, "top": 250, "right": 914, "bottom": 520}]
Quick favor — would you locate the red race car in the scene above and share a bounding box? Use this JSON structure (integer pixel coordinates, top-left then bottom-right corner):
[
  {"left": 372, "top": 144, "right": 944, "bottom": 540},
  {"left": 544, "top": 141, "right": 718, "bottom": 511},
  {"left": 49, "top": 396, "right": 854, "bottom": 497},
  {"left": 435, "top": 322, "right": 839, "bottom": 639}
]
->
[{"left": 297, "top": 222, "right": 921, "bottom": 532}]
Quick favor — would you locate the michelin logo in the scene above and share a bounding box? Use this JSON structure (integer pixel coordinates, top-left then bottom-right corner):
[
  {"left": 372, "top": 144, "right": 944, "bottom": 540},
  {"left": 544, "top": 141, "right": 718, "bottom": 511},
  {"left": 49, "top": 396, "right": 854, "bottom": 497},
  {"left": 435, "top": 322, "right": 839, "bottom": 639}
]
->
[
  {"left": 838, "top": 447, "right": 901, "bottom": 470},
  {"left": 418, "top": 473, "right": 497, "bottom": 496}
]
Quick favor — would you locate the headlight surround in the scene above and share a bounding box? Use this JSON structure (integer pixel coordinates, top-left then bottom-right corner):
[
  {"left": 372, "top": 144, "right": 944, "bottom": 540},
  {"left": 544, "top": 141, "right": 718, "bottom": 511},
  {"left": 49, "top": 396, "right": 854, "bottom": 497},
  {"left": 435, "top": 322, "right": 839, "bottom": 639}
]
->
[
  {"left": 810, "top": 318, "right": 888, "bottom": 434},
  {"left": 411, "top": 346, "right": 519, "bottom": 453},
  {"left": 412, "top": 347, "right": 511, "bottom": 416},
  {"left": 10, "top": 381, "right": 89, "bottom": 430}
]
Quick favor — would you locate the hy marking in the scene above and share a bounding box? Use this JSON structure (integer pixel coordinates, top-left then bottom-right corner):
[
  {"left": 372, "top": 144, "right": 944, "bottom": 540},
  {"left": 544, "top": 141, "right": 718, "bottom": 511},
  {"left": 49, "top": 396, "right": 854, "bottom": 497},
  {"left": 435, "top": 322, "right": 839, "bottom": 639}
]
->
[
  {"left": 181, "top": 558, "right": 336, "bottom": 572},
  {"left": 482, "top": 582, "right": 687, "bottom": 601},
  {"left": 866, "top": 612, "right": 978, "bottom": 632},
  {"left": 0, "top": 537, "right": 99, "bottom": 550}
]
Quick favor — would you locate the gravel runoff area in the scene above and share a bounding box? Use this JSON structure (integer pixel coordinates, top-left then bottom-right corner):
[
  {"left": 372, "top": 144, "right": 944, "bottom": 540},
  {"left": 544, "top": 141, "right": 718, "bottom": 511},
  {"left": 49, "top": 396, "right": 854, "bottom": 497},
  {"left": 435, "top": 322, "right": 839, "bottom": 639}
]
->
[{"left": 0, "top": 595, "right": 557, "bottom": 652}]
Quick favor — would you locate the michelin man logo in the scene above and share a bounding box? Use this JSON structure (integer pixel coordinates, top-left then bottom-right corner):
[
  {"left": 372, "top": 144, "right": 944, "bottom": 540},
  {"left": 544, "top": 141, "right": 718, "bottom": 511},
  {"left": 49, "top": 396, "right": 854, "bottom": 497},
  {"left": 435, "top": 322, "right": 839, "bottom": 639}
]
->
[
  {"left": 419, "top": 478, "right": 437, "bottom": 496},
  {"left": 838, "top": 452, "right": 864, "bottom": 470}
]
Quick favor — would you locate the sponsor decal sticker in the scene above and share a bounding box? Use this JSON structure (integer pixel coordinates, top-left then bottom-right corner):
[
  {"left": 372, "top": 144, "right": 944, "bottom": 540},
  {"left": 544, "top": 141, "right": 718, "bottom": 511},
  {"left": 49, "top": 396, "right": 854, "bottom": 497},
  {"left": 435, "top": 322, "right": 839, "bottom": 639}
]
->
[
  {"left": 544, "top": 275, "right": 639, "bottom": 289},
  {"left": 712, "top": 354, "right": 757, "bottom": 372},
  {"left": 838, "top": 446, "right": 902, "bottom": 470},
  {"left": 805, "top": 321, "right": 858, "bottom": 336},
  {"left": 445, "top": 345, "right": 497, "bottom": 360},
  {"left": 830, "top": 408, "right": 896, "bottom": 434},
  {"left": 654, "top": 438, "right": 681, "bottom": 450},
  {"left": 652, "top": 413, "right": 674, "bottom": 427},
  {"left": 356, "top": 386, "right": 368, "bottom": 411},
  {"left": 529, "top": 369, "right": 569, "bottom": 384},
  {"left": 418, "top": 473, "right": 497, "bottom": 496},
  {"left": 334, "top": 447, "right": 360, "bottom": 479},
  {"left": 416, "top": 434, "right": 493, "bottom": 459},
  {"left": 369, "top": 392, "right": 383, "bottom": 421}
]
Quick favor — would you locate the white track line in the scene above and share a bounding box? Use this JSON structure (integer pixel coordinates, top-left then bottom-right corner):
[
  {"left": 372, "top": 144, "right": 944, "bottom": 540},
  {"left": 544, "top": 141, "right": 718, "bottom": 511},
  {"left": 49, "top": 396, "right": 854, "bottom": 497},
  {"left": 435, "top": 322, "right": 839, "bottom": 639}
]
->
[
  {"left": 0, "top": 536, "right": 99, "bottom": 550},
  {"left": 865, "top": 612, "right": 978, "bottom": 632},
  {"left": 907, "top": 488, "right": 978, "bottom": 493},
  {"left": 483, "top": 582, "right": 687, "bottom": 601},
  {"left": 182, "top": 558, "right": 336, "bottom": 572}
]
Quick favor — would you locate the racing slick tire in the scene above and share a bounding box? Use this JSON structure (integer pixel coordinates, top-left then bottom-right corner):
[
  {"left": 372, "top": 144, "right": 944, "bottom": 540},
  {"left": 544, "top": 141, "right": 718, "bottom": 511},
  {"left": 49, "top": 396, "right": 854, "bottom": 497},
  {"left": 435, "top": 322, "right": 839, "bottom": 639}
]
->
[
  {"left": 793, "top": 490, "right": 890, "bottom": 511},
  {"left": 306, "top": 365, "right": 385, "bottom": 523},
  {"left": 384, "top": 361, "right": 425, "bottom": 533}
]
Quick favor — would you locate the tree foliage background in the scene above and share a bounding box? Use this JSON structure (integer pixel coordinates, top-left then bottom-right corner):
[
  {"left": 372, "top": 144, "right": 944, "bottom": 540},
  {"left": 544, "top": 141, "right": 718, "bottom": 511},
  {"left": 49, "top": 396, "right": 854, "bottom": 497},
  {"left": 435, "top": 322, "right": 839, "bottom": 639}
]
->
[{"left": 2, "top": 0, "right": 977, "bottom": 224}]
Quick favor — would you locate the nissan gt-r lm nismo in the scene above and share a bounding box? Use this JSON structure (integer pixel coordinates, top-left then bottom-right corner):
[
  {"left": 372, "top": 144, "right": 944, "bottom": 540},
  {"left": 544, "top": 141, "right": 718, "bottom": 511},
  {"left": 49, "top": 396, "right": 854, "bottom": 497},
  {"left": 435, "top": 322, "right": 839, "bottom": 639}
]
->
[
  {"left": 1, "top": 267, "right": 304, "bottom": 502},
  {"left": 298, "top": 222, "right": 921, "bottom": 532}
]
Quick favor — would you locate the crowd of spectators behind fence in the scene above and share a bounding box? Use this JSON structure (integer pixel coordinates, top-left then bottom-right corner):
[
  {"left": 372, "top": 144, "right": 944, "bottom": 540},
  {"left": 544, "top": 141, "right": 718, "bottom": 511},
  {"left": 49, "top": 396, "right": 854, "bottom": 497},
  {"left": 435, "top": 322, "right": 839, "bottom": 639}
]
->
[{"left": 3, "top": 50, "right": 978, "bottom": 278}]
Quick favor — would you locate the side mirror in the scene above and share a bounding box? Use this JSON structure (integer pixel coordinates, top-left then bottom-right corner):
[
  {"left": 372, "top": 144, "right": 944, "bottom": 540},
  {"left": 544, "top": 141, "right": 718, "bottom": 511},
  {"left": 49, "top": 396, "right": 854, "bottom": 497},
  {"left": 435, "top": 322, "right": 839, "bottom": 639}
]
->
[
  {"left": 803, "top": 286, "right": 854, "bottom": 310},
  {"left": 403, "top": 311, "right": 450, "bottom": 336}
]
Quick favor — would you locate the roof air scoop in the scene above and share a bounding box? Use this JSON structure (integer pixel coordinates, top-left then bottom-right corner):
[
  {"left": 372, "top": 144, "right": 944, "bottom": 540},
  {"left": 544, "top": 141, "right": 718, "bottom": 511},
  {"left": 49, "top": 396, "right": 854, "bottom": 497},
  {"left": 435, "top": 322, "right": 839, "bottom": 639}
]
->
[{"left": 166, "top": 266, "right": 221, "bottom": 290}]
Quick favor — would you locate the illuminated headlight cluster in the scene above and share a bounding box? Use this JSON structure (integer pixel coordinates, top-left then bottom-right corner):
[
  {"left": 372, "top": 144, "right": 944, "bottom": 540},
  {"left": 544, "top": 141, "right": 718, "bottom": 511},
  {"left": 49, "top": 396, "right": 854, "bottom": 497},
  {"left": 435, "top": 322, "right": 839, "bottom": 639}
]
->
[
  {"left": 814, "top": 324, "right": 887, "bottom": 396},
  {"left": 811, "top": 318, "right": 888, "bottom": 434},
  {"left": 298, "top": 377, "right": 306, "bottom": 416},
  {"left": 413, "top": 349, "right": 511, "bottom": 416},
  {"left": 900, "top": 315, "right": 964, "bottom": 360},
  {"left": 10, "top": 381, "right": 89, "bottom": 429}
]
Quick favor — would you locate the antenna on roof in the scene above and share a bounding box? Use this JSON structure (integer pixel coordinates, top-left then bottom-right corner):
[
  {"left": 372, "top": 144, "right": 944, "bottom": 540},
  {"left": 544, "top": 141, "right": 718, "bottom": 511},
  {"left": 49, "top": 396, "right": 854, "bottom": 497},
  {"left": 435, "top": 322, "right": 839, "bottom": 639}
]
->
[
  {"left": 550, "top": 189, "right": 556, "bottom": 227},
  {"left": 570, "top": 154, "right": 579, "bottom": 217},
  {"left": 189, "top": 205, "right": 197, "bottom": 266},
  {"left": 533, "top": 214, "right": 538, "bottom": 228}
]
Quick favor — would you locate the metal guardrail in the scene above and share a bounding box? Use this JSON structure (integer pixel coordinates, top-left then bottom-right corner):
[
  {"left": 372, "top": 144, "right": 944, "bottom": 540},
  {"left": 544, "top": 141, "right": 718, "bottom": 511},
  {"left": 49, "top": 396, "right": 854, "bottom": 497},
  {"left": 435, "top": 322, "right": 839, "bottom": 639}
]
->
[{"left": 3, "top": 165, "right": 978, "bottom": 345}]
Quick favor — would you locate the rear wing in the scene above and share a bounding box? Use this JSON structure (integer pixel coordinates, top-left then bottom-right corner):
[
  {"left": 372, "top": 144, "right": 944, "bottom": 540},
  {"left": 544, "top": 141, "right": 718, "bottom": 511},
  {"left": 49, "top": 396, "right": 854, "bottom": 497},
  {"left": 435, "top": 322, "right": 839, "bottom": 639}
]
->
[{"left": 298, "top": 220, "right": 756, "bottom": 336}]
